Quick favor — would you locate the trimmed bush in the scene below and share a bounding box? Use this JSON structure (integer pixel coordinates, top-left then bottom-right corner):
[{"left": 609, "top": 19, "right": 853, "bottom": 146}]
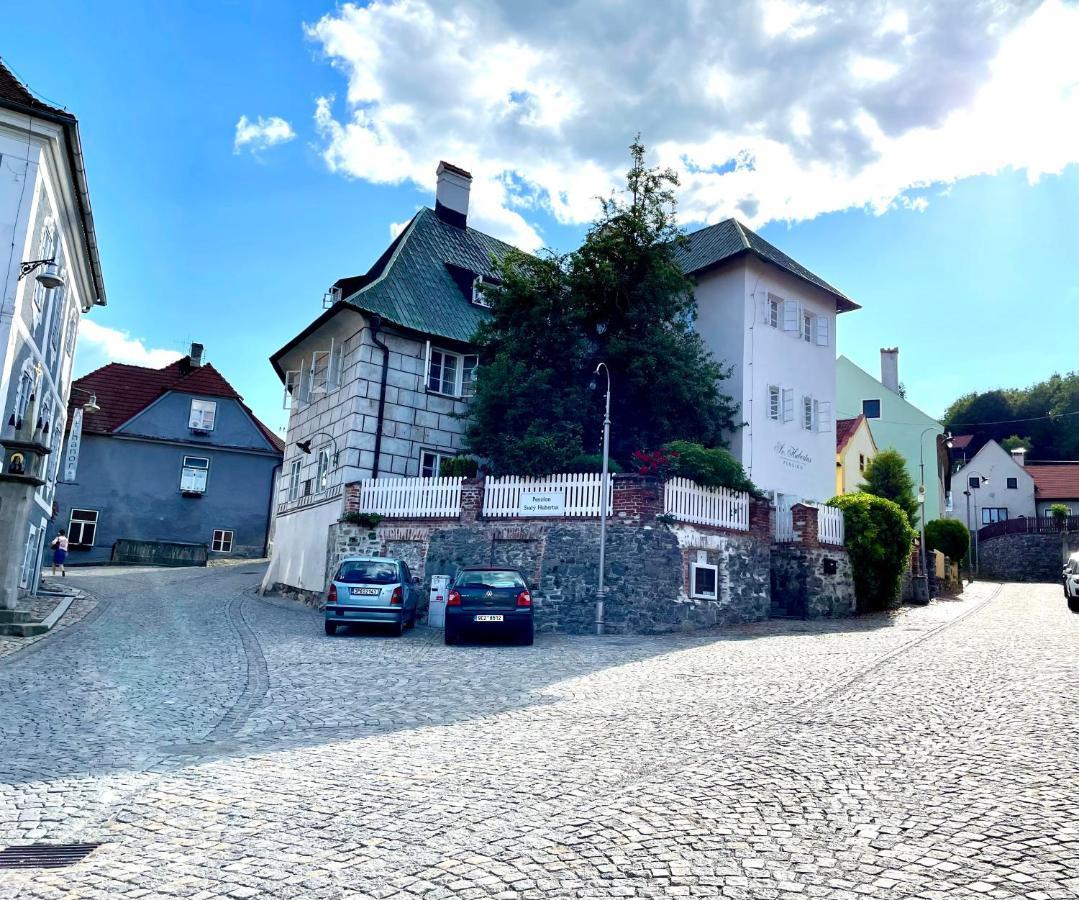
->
[
  {"left": 564, "top": 453, "right": 623, "bottom": 474},
  {"left": 663, "top": 441, "right": 761, "bottom": 496},
  {"left": 829, "top": 492, "right": 916, "bottom": 612},
  {"left": 924, "top": 518, "right": 970, "bottom": 563},
  {"left": 1050, "top": 502, "right": 1070, "bottom": 522},
  {"left": 340, "top": 512, "right": 383, "bottom": 529},
  {"left": 438, "top": 456, "right": 480, "bottom": 478}
]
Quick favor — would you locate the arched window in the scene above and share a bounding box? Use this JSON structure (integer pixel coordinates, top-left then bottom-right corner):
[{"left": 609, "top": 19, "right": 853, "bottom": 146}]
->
[{"left": 317, "top": 449, "right": 331, "bottom": 491}]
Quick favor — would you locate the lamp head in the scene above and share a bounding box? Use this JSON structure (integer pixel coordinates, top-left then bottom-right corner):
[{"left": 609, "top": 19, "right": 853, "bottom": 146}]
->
[
  {"left": 36, "top": 262, "right": 65, "bottom": 290},
  {"left": 297, "top": 439, "right": 313, "bottom": 455},
  {"left": 83, "top": 394, "right": 100, "bottom": 414}
]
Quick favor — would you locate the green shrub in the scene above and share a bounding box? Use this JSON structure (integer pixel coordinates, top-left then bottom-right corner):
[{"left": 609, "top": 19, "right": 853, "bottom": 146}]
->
[
  {"left": 340, "top": 512, "right": 383, "bottom": 528},
  {"left": 438, "top": 456, "right": 480, "bottom": 478},
  {"left": 663, "top": 441, "right": 762, "bottom": 496},
  {"left": 564, "top": 453, "right": 623, "bottom": 474},
  {"left": 924, "top": 518, "right": 970, "bottom": 563},
  {"left": 860, "top": 448, "right": 920, "bottom": 527},
  {"left": 1050, "top": 503, "right": 1070, "bottom": 522},
  {"left": 829, "top": 492, "right": 916, "bottom": 612}
]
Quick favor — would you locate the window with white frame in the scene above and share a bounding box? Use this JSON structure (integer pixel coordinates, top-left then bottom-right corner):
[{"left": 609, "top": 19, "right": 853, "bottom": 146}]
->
[
  {"left": 69, "top": 508, "right": 98, "bottom": 546},
  {"left": 32, "top": 223, "right": 57, "bottom": 325},
  {"left": 689, "top": 561, "right": 718, "bottom": 600},
  {"left": 982, "top": 507, "right": 1008, "bottom": 525},
  {"left": 287, "top": 459, "right": 302, "bottom": 501},
  {"left": 180, "top": 456, "right": 210, "bottom": 493},
  {"left": 472, "top": 276, "right": 493, "bottom": 308},
  {"left": 1006, "top": 476, "right": 1018, "bottom": 489},
  {"left": 316, "top": 448, "right": 331, "bottom": 490},
  {"left": 801, "top": 310, "right": 814, "bottom": 343},
  {"left": 48, "top": 287, "right": 65, "bottom": 353},
  {"left": 211, "top": 529, "right": 234, "bottom": 553},
  {"left": 815, "top": 399, "right": 832, "bottom": 434},
  {"left": 768, "top": 385, "right": 781, "bottom": 421},
  {"left": 283, "top": 370, "right": 299, "bottom": 410},
  {"left": 781, "top": 388, "right": 794, "bottom": 423},
  {"left": 11, "top": 363, "right": 36, "bottom": 429},
  {"left": 420, "top": 449, "right": 452, "bottom": 477},
  {"left": 802, "top": 395, "right": 815, "bottom": 431},
  {"left": 19, "top": 525, "right": 38, "bottom": 589},
  {"left": 426, "top": 346, "right": 479, "bottom": 398},
  {"left": 188, "top": 399, "right": 217, "bottom": 431},
  {"left": 767, "top": 295, "right": 780, "bottom": 328},
  {"left": 65, "top": 309, "right": 78, "bottom": 357},
  {"left": 309, "top": 342, "right": 342, "bottom": 397}
]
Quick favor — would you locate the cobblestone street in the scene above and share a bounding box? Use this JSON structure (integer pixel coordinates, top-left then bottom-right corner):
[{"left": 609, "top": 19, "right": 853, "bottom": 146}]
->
[{"left": 0, "top": 566, "right": 1077, "bottom": 899}]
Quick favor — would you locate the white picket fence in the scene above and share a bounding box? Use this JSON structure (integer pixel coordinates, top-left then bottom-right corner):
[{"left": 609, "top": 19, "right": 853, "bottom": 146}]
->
[
  {"left": 817, "top": 504, "right": 845, "bottom": 545},
  {"left": 358, "top": 476, "right": 463, "bottom": 518},
  {"left": 663, "top": 478, "right": 750, "bottom": 531},
  {"left": 775, "top": 502, "right": 796, "bottom": 542},
  {"left": 483, "top": 473, "right": 611, "bottom": 518}
]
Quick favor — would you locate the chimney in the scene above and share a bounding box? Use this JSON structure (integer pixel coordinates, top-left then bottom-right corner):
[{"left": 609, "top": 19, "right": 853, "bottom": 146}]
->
[
  {"left": 880, "top": 347, "right": 899, "bottom": 393},
  {"left": 1010, "top": 447, "right": 1027, "bottom": 467},
  {"left": 435, "top": 161, "right": 471, "bottom": 229},
  {"left": 190, "top": 343, "right": 204, "bottom": 368}
]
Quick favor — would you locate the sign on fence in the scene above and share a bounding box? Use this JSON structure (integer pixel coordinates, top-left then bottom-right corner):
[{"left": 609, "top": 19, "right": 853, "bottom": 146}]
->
[{"left": 519, "top": 490, "right": 566, "bottom": 517}]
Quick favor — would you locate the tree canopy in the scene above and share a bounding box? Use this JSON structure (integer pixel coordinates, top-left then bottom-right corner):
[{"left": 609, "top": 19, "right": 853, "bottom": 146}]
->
[
  {"left": 466, "top": 140, "right": 739, "bottom": 475},
  {"left": 943, "top": 372, "right": 1079, "bottom": 461},
  {"left": 860, "top": 448, "right": 920, "bottom": 527}
]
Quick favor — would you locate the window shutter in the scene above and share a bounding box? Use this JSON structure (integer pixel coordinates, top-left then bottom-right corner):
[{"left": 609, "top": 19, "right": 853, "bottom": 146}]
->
[
  {"left": 327, "top": 338, "right": 342, "bottom": 390},
  {"left": 422, "top": 339, "right": 432, "bottom": 393},
  {"left": 761, "top": 294, "right": 772, "bottom": 325},
  {"left": 297, "top": 357, "right": 311, "bottom": 405},
  {"left": 782, "top": 299, "right": 801, "bottom": 332},
  {"left": 781, "top": 388, "right": 794, "bottom": 423},
  {"left": 816, "top": 400, "right": 832, "bottom": 433},
  {"left": 283, "top": 371, "right": 299, "bottom": 409},
  {"left": 815, "top": 316, "right": 830, "bottom": 346}
]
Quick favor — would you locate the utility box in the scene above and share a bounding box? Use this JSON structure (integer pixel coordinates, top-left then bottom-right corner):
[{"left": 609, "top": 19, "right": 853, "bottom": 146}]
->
[{"left": 428, "top": 575, "right": 450, "bottom": 628}]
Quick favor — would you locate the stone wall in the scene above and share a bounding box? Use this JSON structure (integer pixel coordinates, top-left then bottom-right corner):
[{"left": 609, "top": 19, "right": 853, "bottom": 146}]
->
[
  {"left": 771, "top": 545, "right": 855, "bottom": 618},
  {"left": 979, "top": 532, "right": 1076, "bottom": 582}
]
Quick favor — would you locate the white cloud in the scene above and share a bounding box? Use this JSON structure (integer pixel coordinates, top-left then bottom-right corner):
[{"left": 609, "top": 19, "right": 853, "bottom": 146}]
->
[
  {"left": 77, "top": 320, "right": 183, "bottom": 369},
  {"left": 233, "top": 115, "right": 297, "bottom": 155},
  {"left": 305, "top": 0, "right": 1079, "bottom": 243}
]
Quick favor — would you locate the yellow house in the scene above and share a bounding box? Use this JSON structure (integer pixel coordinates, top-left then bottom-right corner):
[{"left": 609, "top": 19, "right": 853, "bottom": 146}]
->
[{"left": 836, "top": 414, "right": 878, "bottom": 495}]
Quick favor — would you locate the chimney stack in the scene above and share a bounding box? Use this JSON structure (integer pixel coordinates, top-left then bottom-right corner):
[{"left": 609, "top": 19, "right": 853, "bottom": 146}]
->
[
  {"left": 1010, "top": 447, "right": 1027, "bottom": 467},
  {"left": 190, "top": 343, "right": 204, "bottom": 368},
  {"left": 880, "top": 347, "right": 899, "bottom": 393},
  {"left": 435, "top": 161, "right": 472, "bottom": 229}
]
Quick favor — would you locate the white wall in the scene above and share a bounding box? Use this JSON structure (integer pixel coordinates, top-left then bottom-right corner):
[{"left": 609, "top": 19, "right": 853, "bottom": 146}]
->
[
  {"left": 694, "top": 257, "right": 839, "bottom": 503},
  {"left": 262, "top": 499, "right": 342, "bottom": 593},
  {"left": 951, "top": 441, "right": 1036, "bottom": 529}
]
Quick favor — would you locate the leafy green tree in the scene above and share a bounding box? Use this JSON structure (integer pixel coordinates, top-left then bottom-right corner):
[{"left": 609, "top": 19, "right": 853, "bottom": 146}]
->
[
  {"left": 1050, "top": 502, "right": 1070, "bottom": 522},
  {"left": 466, "top": 140, "right": 739, "bottom": 473},
  {"left": 924, "top": 518, "right": 970, "bottom": 563},
  {"left": 830, "top": 492, "right": 916, "bottom": 612},
  {"left": 1001, "top": 435, "right": 1032, "bottom": 453},
  {"left": 662, "top": 441, "right": 760, "bottom": 496},
  {"left": 860, "top": 448, "right": 920, "bottom": 527}
]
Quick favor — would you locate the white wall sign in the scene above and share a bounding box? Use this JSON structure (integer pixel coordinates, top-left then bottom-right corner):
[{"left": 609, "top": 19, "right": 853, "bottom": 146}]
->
[
  {"left": 63, "top": 408, "right": 83, "bottom": 482},
  {"left": 519, "top": 490, "right": 565, "bottom": 517},
  {"left": 774, "top": 441, "right": 813, "bottom": 472}
]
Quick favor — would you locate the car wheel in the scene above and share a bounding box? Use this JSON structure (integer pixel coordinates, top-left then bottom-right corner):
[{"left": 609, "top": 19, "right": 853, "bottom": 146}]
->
[
  {"left": 393, "top": 617, "right": 405, "bottom": 637},
  {"left": 444, "top": 624, "right": 457, "bottom": 645},
  {"left": 406, "top": 610, "right": 417, "bottom": 629},
  {"left": 520, "top": 623, "right": 535, "bottom": 646},
  {"left": 324, "top": 621, "right": 336, "bottom": 636},
  {"left": 1069, "top": 596, "right": 1079, "bottom": 613}
]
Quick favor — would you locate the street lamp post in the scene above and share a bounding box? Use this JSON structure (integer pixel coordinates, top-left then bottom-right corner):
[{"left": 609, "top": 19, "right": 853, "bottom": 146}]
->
[
  {"left": 593, "top": 363, "right": 611, "bottom": 637},
  {"left": 963, "top": 472, "right": 988, "bottom": 577},
  {"left": 916, "top": 427, "right": 950, "bottom": 581}
]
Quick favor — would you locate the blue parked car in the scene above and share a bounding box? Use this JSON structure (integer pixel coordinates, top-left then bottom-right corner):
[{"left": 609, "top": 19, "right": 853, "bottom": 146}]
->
[{"left": 324, "top": 556, "right": 421, "bottom": 637}]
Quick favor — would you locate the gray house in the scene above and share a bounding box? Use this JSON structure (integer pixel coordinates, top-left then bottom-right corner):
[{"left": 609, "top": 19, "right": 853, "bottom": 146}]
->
[{"left": 53, "top": 345, "right": 283, "bottom": 564}]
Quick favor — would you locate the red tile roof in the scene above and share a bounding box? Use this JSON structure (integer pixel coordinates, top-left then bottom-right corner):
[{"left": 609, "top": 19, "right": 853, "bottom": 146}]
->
[
  {"left": 1026, "top": 463, "right": 1079, "bottom": 500},
  {"left": 836, "top": 415, "right": 864, "bottom": 454},
  {"left": 950, "top": 434, "right": 974, "bottom": 450},
  {"left": 69, "top": 356, "right": 284, "bottom": 453}
]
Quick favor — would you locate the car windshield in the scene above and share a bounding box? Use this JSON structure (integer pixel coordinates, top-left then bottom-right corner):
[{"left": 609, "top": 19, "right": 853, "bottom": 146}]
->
[
  {"left": 456, "top": 570, "right": 526, "bottom": 589},
  {"left": 336, "top": 561, "right": 399, "bottom": 584}
]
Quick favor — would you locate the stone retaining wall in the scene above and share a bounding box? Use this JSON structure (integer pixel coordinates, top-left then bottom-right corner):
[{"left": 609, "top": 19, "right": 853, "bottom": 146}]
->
[{"left": 979, "top": 532, "right": 1078, "bottom": 582}]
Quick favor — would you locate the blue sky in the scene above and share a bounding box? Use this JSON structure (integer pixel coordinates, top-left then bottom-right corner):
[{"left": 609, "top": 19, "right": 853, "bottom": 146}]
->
[{"left": 5, "top": 1, "right": 1077, "bottom": 438}]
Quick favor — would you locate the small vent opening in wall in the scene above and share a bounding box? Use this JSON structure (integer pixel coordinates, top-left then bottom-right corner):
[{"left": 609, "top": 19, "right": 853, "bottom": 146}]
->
[{"left": 0, "top": 843, "right": 102, "bottom": 869}]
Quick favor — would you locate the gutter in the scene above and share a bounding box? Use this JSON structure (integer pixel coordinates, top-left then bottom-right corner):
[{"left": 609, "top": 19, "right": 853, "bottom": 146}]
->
[{"left": 0, "top": 97, "right": 106, "bottom": 307}]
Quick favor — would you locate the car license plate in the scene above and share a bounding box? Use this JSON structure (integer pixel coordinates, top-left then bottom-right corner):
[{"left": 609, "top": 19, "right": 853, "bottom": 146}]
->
[
  {"left": 350, "top": 587, "right": 381, "bottom": 596},
  {"left": 474, "top": 614, "right": 504, "bottom": 622}
]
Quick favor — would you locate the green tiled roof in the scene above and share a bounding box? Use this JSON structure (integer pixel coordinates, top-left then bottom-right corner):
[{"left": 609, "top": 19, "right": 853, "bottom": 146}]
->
[
  {"left": 341, "top": 207, "right": 516, "bottom": 345},
  {"left": 675, "top": 218, "right": 859, "bottom": 312}
]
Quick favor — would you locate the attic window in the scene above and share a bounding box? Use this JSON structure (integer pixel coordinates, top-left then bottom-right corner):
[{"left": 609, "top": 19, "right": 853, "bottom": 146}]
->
[
  {"left": 471, "top": 276, "right": 493, "bottom": 308},
  {"left": 189, "top": 399, "right": 217, "bottom": 432}
]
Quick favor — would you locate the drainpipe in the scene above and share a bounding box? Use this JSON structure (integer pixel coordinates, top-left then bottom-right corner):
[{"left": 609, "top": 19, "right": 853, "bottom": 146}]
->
[
  {"left": 262, "top": 462, "right": 281, "bottom": 558},
  {"left": 369, "top": 314, "right": 390, "bottom": 478}
]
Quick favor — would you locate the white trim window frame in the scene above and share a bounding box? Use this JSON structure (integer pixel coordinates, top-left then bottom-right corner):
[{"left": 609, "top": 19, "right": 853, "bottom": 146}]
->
[
  {"left": 801, "top": 309, "right": 814, "bottom": 343},
  {"left": 287, "top": 459, "right": 302, "bottom": 502},
  {"left": 426, "top": 346, "right": 479, "bottom": 398},
  {"left": 189, "top": 399, "right": 217, "bottom": 432},
  {"left": 767, "top": 385, "right": 781, "bottom": 421},
  {"left": 32, "top": 221, "right": 57, "bottom": 327},
  {"left": 471, "top": 276, "right": 493, "bottom": 309},
  {"left": 47, "top": 286, "right": 65, "bottom": 356},
  {"left": 180, "top": 456, "right": 210, "bottom": 494},
  {"left": 781, "top": 388, "right": 794, "bottom": 423},
  {"left": 766, "top": 294, "right": 780, "bottom": 328},
  {"left": 64, "top": 308, "right": 79, "bottom": 357},
  {"left": 211, "top": 529, "right": 234, "bottom": 553},
  {"left": 802, "top": 395, "right": 815, "bottom": 431},
  {"left": 420, "top": 448, "right": 453, "bottom": 477},
  {"left": 689, "top": 561, "right": 719, "bottom": 600},
  {"left": 316, "top": 448, "right": 331, "bottom": 491},
  {"left": 283, "top": 370, "right": 299, "bottom": 410},
  {"left": 69, "top": 508, "right": 99, "bottom": 547}
]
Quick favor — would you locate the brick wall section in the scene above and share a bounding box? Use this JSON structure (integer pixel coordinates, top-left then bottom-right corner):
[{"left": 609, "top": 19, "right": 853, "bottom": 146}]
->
[
  {"left": 460, "top": 477, "right": 483, "bottom": 523},
  {"left": 749, "top": 499, "right": 771, "bottom": 541},
  {"left": 791, "top": 504, "right": 819, "bottom": 549},
  {"left": 344, "top": 482, "right": 361, "bottom": 514},
  {"left": 611, "top": 474, "right": 664, "bottom": 522}
]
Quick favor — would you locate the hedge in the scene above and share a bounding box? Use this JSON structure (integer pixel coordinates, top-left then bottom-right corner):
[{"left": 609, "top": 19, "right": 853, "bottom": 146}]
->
[{"left": 830, "top": 492, "right": 916, "bottom": 612}]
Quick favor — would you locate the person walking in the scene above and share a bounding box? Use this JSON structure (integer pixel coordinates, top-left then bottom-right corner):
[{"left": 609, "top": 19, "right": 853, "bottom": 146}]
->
[{"left": 50, "top": 529, "right": 69, "bottom": 577}]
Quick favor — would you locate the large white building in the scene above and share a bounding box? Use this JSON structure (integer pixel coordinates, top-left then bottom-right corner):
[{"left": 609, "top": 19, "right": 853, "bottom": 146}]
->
[
  {"left": 263, "top": 162, "right": 858, "bottom": 595},
  {"left": 0, "top": 60, "right": 106, "bottom": 593}
]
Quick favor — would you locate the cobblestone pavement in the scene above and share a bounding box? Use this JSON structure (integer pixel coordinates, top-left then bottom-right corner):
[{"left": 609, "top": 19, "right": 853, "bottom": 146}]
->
[{"left": 0, "top": 567, "right": 1076, "bottom": 899}]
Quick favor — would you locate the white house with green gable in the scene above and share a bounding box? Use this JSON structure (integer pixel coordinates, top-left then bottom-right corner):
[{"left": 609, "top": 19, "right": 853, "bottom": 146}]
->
[{"left": 836, "top": 350, "right": 949, "bottom": 523}]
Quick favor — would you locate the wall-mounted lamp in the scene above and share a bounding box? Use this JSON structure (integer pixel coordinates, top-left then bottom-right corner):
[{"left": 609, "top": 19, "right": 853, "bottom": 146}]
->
[
  {"left": 18, "top": 258, "right": 65, "bottom": 289},
  {"left": 297, "top": 432, "right": 340, "bottom": 467}
]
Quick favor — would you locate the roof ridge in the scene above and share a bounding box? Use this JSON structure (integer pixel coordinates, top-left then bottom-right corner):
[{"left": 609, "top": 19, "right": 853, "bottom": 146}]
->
[
  {"left": 730, "top": 219, "right": 751, "bottom": 250},
  {"left": 344, "top": 208, "right": 424, "bottom": 304}
]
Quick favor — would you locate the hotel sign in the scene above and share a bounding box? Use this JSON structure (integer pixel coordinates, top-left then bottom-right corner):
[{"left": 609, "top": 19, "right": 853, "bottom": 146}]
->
[
  {"left": 63, "top": 408, "right": 83, "bottom": 482},
  {"left": 774, "top": 441, "right": 812, "bottom": 472}
]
